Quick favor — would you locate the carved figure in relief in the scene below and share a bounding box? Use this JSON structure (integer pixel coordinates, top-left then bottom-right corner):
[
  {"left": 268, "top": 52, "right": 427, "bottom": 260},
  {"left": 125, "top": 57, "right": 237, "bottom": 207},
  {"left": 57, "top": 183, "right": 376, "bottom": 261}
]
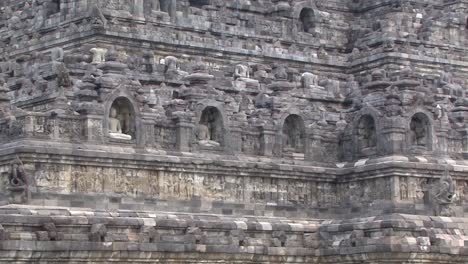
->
[
  {"left": 165, "top": 56, "right": 178, "bottom": 72},
  {"left": 439, "top": 66, "right": 465, "bottom": 97},
  {"left": 51, "top": 48, "right": 64, "bottom": 62},
  {"left": 164, "top": 56, "right": 187, "bottom": 79},
  {"left": 115, "top": 175, "right": 134, "bottom": 194},
  {"left": 72, "top": 171, "right": 88, "bottom": 192},
  {"left": 300, "top": 72, "right": 329, "bottom": 97},
  {"left": 0, "top": 78, "right": 13, "bottom": 122},
  {"left": 109, "top": 107, "right": 122, "bottom": 133},
  {"left": 274, "top": 65, "right": 288, "bottom": 81},
  {"left": 197, "top": 124, "right": 210, "bottom": 141},
  {"left": 90, "top": 48, "right": 107, "bottom": 64},
  {"left": 180, "top": 174, "right": 194, "bottom": 199},
  {"left": 301, "top": 72, "right": 319, "bottom": 88},
  {"left": 400, "top": 177, "right": 409, "bottom": 200},
  {"left": 54, "top": 63, "right": 71, "bottom": 88},
  {"left": 105, "top": 0, "right": 130, "bottom": 11},
  {"left": 456, "top": 181, "right": 466, "bottom": 205},
  {"left": 283, "top": 124, "right": 303, "bottom": 152},
  {"left": 89, "top": 4, "right": 107, "bottom": 28},
  {"left": 290, "top": 130, "right": 302, "bottom": 150},
  {"left": 415, "top": 178, "right": 427, "bottom": 201},
  {"left": 440, "top": 66, "right": 454, "bottom": 88},
  {"left": 410, "top": 117, "right": 427, "bottom": 147},
  {"left": 344, "top": 75, "right": 359, "bottom": 97},
  {"left": 197, "top": 107, "right": 222, "bottom": 147},
  {"left": 427, "top": 171, "right": 456, "bottom": 216},
  {"left": 148, "top": 172, "right": 160, "bottom": 195},
  {"left": 253, "top": 64, "right": 268, "bottom": 82},
  {"left": 326, "top": 79, "right": 342, "bottom": 97},
  {"left": 235, "top": 64, "right": 249, "bottom": 79},
  {"left": 9, "top": 159, "right": 28, "bottom": 189},
  {"left": 203, "top": 176, "right": 224, "bottom": 198},
  {"left": 164, "top": 175, "right": 176, "bottom": 196},
  {"left": 463, "top": 182, "right": 468, "bottom": 204},
  {"left": 109, "top": 107, "right": 132, "bottom": 140},
  {"left": 90, "top": 169, "right": 103, "bottom": 192},
  {"left": 233, "top": 64, "right": 259, "bottom": 90},
  {"left": 233, "top": 177, "right": 244, "bottom": 201}
]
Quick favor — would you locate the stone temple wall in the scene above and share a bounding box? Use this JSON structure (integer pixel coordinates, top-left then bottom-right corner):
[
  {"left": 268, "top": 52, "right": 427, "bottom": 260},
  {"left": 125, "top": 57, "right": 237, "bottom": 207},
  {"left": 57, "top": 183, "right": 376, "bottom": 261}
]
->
[{"left": 0, "top": 0, "right": 467, "bottom": 262}]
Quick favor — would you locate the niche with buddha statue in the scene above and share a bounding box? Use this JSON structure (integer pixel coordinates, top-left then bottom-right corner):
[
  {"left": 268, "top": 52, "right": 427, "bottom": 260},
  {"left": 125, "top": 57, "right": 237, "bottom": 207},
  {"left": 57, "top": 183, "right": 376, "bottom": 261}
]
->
[
  {"left": 196, "top": 106, "right": 224, "bottom": 149},
  {"left": 108, "top": 97, "right": 135, "bottom": 141}
]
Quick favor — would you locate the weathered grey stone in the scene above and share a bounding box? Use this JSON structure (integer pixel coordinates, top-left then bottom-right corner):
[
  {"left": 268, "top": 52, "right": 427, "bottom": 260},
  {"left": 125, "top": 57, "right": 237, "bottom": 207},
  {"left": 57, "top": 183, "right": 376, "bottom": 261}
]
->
[
  {"left": 89, "top": 223, "right": 108, "bottom": 242},
  {"left": 0, "top": 0, "right": 468, "bottom": 262}
]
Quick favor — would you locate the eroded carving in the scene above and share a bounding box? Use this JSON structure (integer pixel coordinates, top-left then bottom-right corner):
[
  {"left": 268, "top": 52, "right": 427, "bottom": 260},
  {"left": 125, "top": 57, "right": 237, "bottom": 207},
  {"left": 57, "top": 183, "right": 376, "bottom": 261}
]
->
[
  {"left": 89, "top": 223, "right": 108, "bottom": 242},
  {"left": 357, "top": 115, "right": 376, "bottom": 149},
  {"left": 427, "top": 171, "right": 456, "bottom": 216},
  {"left": 410, "top": 114, "right": 429, "bottom": 148},
  {"left": 108, "top": 98, "right": 134, "bottom": 140},
  {"left": 197, "top": 107, "right": 222, "bottom": 147}
]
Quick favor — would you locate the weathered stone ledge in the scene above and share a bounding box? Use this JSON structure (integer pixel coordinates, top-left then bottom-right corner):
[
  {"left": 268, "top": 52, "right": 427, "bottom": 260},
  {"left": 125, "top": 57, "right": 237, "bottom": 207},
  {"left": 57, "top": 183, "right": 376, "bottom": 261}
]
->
[
  {"left": 0, "top": 206, "right": 466, "bottom": 263},
  {"left": 1, "top": 140, "right": 467, "bottom": 177}
]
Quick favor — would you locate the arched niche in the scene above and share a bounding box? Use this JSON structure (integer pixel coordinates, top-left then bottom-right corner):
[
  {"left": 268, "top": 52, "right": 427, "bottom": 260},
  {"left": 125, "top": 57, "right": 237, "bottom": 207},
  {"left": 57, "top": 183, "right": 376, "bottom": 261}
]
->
[
  {"left": 299, "top": 8, "right": 316, "bottom": 33},
  {"left": 196, "top": 106, "right": 224, "bottom": 148},
  {"left": 356, "top": 115, "right": 377, "bottom": 152},
  {"left": 188, "top": 0, "right": 210, "bottom": 8},
  {"left": 108, "top": 97, "right": 136, "bottom": 141},
  {"left": 47, "top": 0, "right": 61, "bottom": 16},
  {"left": 282, "top": 114, "right": 306, "bottom": 158},
  {"left": 409, "top": 113, "right": 431, "bottom": 150},
  {"left": 160, "top": 0, "right": 173, "bottom": 14}
]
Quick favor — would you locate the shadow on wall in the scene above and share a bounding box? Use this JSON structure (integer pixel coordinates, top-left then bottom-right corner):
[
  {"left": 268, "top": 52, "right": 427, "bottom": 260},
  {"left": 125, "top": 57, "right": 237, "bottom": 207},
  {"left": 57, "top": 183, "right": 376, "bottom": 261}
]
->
[
  {"left": 282, "top": 114, "right": 306, "bottom": 157},
  {"left": 299, "top": 8, "right": 315, "bottom": 33}
]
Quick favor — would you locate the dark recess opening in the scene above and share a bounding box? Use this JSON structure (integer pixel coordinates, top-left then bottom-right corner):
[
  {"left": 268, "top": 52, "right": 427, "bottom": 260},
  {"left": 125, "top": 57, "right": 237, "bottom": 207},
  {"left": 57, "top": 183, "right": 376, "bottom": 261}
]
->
[
  {"left": 47, "top": 0, "right": 61, "bottom": 16},
  {"left": 299, "top": 8, "right": 315, "bottom": 33},
  {"left": 189, "top": 0, "right": 210, "bottom": 8}
]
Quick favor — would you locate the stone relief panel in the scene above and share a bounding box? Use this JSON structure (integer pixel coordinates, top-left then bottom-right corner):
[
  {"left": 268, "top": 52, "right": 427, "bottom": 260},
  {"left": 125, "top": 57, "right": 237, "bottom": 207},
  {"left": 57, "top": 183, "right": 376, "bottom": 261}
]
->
[
  {"left": 337, "top": 177, "right": 393, "bottom": 206},
  {"left": 155, "top": 125, "right": 177, "bottom": 149},
  {"left": 28, "top": 163, "right": 342, "bottom": 207},
  {"left": 86, "top": 119, "right": 104, "bottom": 142},
  {"left": 455, "top": 180, "right": 468, "bottom": 206},
  {"left": 35, "top": 164, "right": 69, "bottom": 191},
  {"left": 427, "top": 173, "right": 456, "bottom": 216},
  {"left": 447, "top": 132, "right": 463, "bottom": 156},
  {"left": 102, "top": 0, "right": 132, "bottom": 13},
  {"left": 32, "top": 116, "right": 53, "bottom": 137},
  {"left": 5, "top": 161, "right": 468, "bottom": 216},
  {"left": 399, "top": 177, "right": 426, "bottom": 202},
  {"left": 317, "top": 182, "right": 336, "bottom": 207},
  {"left": 57, "top": 117, "right": 83, "bottom": 141},
  {"left": 12, "top": 115, "right": 84, "bottom": 141},
  {"left": 241, "top": 132, "right": 261, "bottom": 155},
  {"left": 0, "top": 117, "right": 24, "bottom": 141},
  {"left": 71, "top": 166, "right": 105, "bottom": 193}
]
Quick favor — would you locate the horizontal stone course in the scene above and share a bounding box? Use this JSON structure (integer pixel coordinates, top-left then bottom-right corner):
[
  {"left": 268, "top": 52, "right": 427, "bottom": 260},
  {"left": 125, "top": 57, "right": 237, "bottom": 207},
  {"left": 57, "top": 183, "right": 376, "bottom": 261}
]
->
[
  {"left": 2, "top": 0, "right": 468, "bottom": 262},
  {"left": 0, "top": 206, "right": 466, "bottom": 262}
]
